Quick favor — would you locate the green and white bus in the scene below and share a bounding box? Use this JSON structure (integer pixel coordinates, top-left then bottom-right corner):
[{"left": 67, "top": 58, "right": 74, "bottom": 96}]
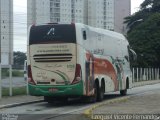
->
[{"left": 27, "top": 23, "right": 136, "bottom": 102}]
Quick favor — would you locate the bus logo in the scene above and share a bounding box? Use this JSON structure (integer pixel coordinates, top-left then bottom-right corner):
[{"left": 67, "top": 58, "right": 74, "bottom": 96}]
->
[{"left": 47, "top": 28, "right": 55, "bottom": 35}]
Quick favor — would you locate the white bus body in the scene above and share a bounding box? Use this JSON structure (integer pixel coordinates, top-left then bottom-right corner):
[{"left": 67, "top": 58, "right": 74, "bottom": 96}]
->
[{"left": 27, "top": 23, "right": 133, "bottom": 102}]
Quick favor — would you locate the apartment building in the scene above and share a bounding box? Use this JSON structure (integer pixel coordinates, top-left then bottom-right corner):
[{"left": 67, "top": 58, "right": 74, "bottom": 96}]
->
[
  {"left": 28, "top": 0, "right": 87, "bottom": 25},
  {"left": 114, "top": 0, "right": 131, "bottom": 33},
  {"left": 27, "top": 0, "right": 131, "bottom": 34},
  {"left": 88, "top": 0, "right": 114, "bottom": 30},
  {"left": 0, "top": 0, "right": 13, "bottom": 65},
  {"left": 27, "top": 0, "right": 50, "bottom": 27}
]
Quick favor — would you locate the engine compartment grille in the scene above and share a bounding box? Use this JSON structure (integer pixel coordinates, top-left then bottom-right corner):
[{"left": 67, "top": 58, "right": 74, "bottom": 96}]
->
[{"left": 33, "top": 54, "right": 72, "bottom": 62}]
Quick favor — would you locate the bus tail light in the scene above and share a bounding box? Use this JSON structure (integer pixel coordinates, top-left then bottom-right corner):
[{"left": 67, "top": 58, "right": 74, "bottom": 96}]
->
[
  {"left": 71, "top": 64, "right": 82, "bottom": 84},
  {"left": 28, "top": 65, "right": 36, "bottom": 85}
]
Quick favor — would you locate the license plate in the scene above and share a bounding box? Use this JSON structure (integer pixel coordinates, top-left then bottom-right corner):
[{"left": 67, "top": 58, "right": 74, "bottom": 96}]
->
[{"left": 49, "top": 88, "right": 58, "bottom": 92}]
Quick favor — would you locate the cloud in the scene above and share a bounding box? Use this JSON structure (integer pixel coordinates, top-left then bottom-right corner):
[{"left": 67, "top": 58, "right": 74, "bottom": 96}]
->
[{"left": 13, "top": 12, "right": 27, "bottom": 52}]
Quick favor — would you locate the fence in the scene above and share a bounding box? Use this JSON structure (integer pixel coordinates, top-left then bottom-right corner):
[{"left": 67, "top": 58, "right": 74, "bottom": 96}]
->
[
  {"left": 0, "top": 65, "right": 28, "bottom": 99},
  {"left": 0, "top": 66, "right": 160, "bottom": 99},
  {"left": 132, "top": 68, "right": 160, "bottom": 82}
]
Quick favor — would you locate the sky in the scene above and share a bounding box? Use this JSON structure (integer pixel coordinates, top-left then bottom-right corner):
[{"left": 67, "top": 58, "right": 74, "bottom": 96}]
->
[{"left": 13, "top": 0, "right": 144, "bottom": 52}]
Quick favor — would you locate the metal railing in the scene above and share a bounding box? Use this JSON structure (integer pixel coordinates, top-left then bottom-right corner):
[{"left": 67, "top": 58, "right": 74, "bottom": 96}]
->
[
  {"left": 132, "top": 68, "right": 160, "bottom": 82},
  {"left": 0, "top": 66, "right": 160, "bottom": 99}
]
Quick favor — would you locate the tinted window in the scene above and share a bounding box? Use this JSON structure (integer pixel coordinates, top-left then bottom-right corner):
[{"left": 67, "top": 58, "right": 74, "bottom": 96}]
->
[{"left": 29, "top": 24, "right": 76, "bottom": 45}]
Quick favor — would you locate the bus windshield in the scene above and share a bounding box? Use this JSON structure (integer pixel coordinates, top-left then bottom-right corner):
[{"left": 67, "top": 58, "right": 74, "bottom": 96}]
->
[{"left": 29, "top": 24, "right": 76, "bottom": 45}]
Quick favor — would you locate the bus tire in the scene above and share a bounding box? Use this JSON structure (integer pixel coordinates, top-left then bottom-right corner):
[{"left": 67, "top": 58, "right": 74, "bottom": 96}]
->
[
  {"left": 83, "top": 82, "right": 98, "bottom": 103},
  {"left": 120, "top": 89, "right": 127, "bottom": 96},
  {"left": 58, "top": 97, "right": 68, "bottom": 102},
  {"left": 82, "top": 85, "right": 98, "bottom": 103},
  {"left": 97, "top": 84, "right": 104, "bottom": 101},
  {"left": 81, "top": 96, "right": 96, "bottom": 103},
  {"left": 44, "top": 96, "right": 55, "bottom": 103},
  {"left": 120, "top": 79, "right": 129, "bottom": 96},
  {"left": 44, "top": 96, "right": 68, "bottom": 103},
  {"left": 90, "top": 85, "right": 98, "bottom": 103}
]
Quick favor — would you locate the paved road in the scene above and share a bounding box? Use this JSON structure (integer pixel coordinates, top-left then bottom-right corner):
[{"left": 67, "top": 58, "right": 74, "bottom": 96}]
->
[
  {"left": 0, "top": 83, "right": 160, "bottom": 120},
  {"left": 92, "top": 84, "right": 160, "bottom": 120},
  {"left": 1, "top": 77, "right": 26, "bottom": 87},
  {"left": 94, "top": 84, "right": 160, "bottom": 114}
]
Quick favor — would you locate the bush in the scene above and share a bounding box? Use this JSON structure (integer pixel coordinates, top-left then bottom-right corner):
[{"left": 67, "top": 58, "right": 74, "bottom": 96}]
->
[
  {"left": 1, "top": 69, "right": 23, "bottom": 77},
  {"left": 2, "top": 87, "right": 27, "bottom": 96},
  {"left": 2, "top": 68, "right": 9, "bottom": 77},
  {"left": 12, "top": 70, "right": 24, "bottom": 77}
]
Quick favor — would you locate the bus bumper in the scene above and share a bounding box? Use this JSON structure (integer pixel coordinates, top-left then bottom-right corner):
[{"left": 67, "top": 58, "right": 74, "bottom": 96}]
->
[{"left": 28, "top": 81, "right": 84, "bottom": 97}]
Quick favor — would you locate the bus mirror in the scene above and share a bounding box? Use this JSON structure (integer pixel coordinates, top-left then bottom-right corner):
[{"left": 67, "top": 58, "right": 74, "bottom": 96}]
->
[
  {"left": 129, "top": 49, "right": 137, "bottom": 61},
  {"left": 124, "top": 55, "right": 129, "bottom": 62},
  {"left": 83, "top": 31, "right": 87, "bottom": 40}
]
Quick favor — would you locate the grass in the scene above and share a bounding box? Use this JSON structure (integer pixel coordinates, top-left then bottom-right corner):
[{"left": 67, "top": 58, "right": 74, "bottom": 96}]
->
[
  {"left": 12, "top": 70, "right": 24, "bottom": 77},
  {"left": 2, "top": 69, "right": 24, "bottom": 78},
  {"left": 2, "top": 87, "right": 27, "bottom": 96}
]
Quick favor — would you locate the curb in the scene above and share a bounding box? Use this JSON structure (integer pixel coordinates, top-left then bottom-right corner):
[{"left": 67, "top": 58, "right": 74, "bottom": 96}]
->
[
  {"left": 133, "top": 80, "right": 160, "bottom": 88},
  {"left": 83, "top": 96, "right": 130, "bottom": 120},
  {"left": 0, "top": 99, "right": 44, "bottom": 109}
]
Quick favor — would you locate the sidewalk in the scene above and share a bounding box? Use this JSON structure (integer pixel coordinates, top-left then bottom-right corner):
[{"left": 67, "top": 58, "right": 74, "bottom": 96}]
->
[
  {"left": 0, "top": 95, "right": 43, "bottom": 108},
  {"left": 133, "top": 80, "right": 160, "bottom": 87},
  {"left": 0, "top": 80, "right": 159, "bottom": 109},
  {"left": 89, "top": 81, "right": 160, "bottom": 120},
  {"left": 92, "top": 84, "right": 160, "bottom": 116},
  {"left": 84, "top": 80, "right": 160, "bottom": 120}
]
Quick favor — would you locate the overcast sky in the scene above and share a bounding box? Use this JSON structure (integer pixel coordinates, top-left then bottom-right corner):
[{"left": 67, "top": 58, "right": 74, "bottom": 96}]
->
[{"left": 13, "top": 0, "right": 144, "bottom": 52}]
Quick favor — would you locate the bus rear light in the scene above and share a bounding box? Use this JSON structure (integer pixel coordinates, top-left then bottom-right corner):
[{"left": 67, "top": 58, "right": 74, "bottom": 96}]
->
[
  {"left": 71, "top": 64, "right": 82, "bottom": 84},
  {"left": 28, "top": 65, "right": 36, "bottom": 85}
]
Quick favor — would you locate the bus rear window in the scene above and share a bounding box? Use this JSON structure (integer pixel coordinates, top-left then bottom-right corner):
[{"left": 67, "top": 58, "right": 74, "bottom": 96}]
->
[{"left": 29, "top": 24, "right": 76, "bottom": 45}]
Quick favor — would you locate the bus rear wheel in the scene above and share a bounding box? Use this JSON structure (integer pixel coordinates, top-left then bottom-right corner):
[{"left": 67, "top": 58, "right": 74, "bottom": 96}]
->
[
  {"left": 120, "top": 89, "right": 127, "bottom": 96},
  {"left": 44, "top": 96, "right": 55, "bottom": 103},
  {"left": 120, "top": 79, "right": 129, "bottom": 96},
  {"left": 97, "top": 88, "right": 104, "bottom": 101},
  {"left": 44, "top": 96, "right": 68, "bottom": 103},
  {"left": 83, "top": 83, "right": 98, "bottom": 103},
  {"left": 82, "top": 81, "right": 104, "bottom": 103},
  {"left": 97, "top": 86, "right": 104, "bottom": 101}
]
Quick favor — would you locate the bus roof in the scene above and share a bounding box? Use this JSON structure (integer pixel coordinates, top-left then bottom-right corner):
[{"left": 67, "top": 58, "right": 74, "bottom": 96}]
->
[
  {"left": 30, "top": 22, "right": 126, "bottom": 41},
  {"left": 75, "top": 23, "right": 126, "bottom": 41}
]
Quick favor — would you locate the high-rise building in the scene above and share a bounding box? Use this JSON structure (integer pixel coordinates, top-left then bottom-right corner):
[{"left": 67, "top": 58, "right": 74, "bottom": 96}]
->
[
  {"left": 88, "top": 0, "right": 114, "bottom": 30},
  {"left": 88, "top": 0, "right": 131, "bottom": 33},
  {"left": 0, "top": 0, "right": 13, "bottom": 65},
  {"left": 114, "top": 0, "right": 131, "bottom": 33},
  {"left": 27, "top": 0, "right": 131, "bottom": 34},
  {"left": 27, "top": 0, "right": 50, "bottom": 27},
  {"left": 28, "top": 0, "right": 88, "bottom": 25}
]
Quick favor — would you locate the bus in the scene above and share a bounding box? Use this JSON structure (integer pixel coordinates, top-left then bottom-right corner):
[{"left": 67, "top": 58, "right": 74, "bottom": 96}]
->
[{"left": 27, "top": 23, "right": 136, "bottom": 102}]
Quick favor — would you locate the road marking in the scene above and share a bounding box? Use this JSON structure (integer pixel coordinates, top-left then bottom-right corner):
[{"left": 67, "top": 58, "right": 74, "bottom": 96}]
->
[
  {"left": 83, "top": 83, "right": 160, "bottom": 120},
  {"left": 83, "top": 96, "right": 130, "bottom": 120}
]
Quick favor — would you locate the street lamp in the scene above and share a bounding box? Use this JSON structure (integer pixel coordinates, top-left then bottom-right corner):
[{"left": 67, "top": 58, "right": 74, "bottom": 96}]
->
[{"left": 128, "top": 19, "right": 143, "bottom": 28}]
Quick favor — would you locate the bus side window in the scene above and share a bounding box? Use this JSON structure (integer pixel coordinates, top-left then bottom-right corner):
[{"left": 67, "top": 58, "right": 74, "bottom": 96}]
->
[
  {"left": 124, "top": 55, "right": 129, "bottom": 62},
  {"left": 83, "top": 30, "right": 87, "bottom": 40}
]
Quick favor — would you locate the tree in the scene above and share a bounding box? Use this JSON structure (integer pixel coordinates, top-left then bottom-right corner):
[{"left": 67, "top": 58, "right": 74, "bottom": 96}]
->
[
  {"left": 124, "top": 0, "right": 160, "bottom": 67},
  {"left": 13, "top": 51, "right": 27, "bottom": 69}
]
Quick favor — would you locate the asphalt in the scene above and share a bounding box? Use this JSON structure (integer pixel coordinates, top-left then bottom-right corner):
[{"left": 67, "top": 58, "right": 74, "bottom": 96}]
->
[
  {"left": 84, "top": 81, "right": 160, "bottom": 120},
  {"left": 0, "top": 80, "right": 159, "bottom": 110},
  {"left": 90, "top": 84, "right": 160, "bottom": 120},
  {"left": 0, "top": 80, "right": 159, "bottom": 120}
]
